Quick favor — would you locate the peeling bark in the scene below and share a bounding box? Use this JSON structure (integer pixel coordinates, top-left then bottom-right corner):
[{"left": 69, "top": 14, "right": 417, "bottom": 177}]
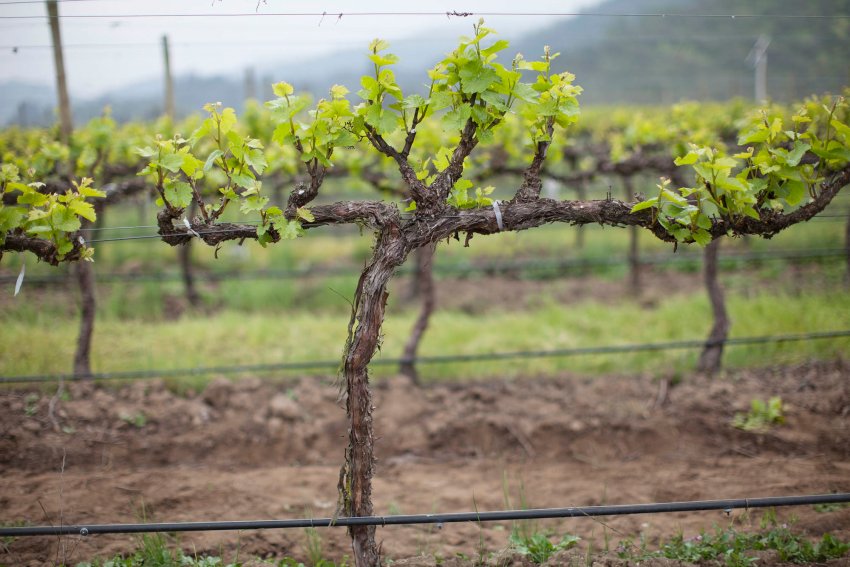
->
[
  {"left": 575, "top": 179, "right": 587, "bottom": 249},
  {"left": 697, "top": 239, "right": 729, "bottom": 375},
  {"left": 338, "top": 225, "right": 409, "bottom": 567},
  {"left": 400, "top": 242, "right": 437, "bottom": 384}
]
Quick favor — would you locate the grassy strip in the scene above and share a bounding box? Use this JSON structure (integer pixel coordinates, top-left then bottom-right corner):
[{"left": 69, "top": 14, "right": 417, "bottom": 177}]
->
[
  {"left": 60, "top": 515, "right": 850, "bottom": 566},
  {"left": 2, "top": 288, "right": 848, "bottom": 385}
]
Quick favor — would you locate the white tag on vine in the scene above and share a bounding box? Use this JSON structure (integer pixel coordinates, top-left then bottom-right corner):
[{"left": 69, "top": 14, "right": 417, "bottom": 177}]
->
[
  {"left": 183, "top": 218, "right": 201, "bottom": 238},
  {"left": 491, "top": 200, "right": 504, "bottom": 232},
  {"left": 14, "top": 263, "right": 25, "bottom": 297}
]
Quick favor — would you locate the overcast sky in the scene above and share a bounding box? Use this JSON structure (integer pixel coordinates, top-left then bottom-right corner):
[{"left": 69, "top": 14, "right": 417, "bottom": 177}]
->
[{"left": 0, "top": 0, "right": 604, "bottom": 98}]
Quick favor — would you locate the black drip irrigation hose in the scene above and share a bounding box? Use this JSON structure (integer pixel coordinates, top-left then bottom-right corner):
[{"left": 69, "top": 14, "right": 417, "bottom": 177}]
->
[
  {"left": 1, "top": 329, "right": 849, "bottom": 385},
  {"left": 1, "top": 248, "right": 846, "bottom": 285},
  {"left": 3, "top": 494, "right": 849, "bottom": 537}
]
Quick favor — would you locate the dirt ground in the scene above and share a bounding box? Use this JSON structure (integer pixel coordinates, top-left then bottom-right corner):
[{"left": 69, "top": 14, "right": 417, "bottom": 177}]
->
[{"left": 2, "top": 360, "right": 849, "bottom": 566}]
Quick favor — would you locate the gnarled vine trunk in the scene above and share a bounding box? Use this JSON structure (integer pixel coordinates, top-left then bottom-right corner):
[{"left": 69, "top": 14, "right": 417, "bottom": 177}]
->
[
  {"left": 338, "top": 225, "right": 410, "bottom": 567},
  {"left": 400, "top": 242, "right": 437, "bottom": 384},
  {"left": 697, "top": 238, "right": 729, "bottom": 375}
]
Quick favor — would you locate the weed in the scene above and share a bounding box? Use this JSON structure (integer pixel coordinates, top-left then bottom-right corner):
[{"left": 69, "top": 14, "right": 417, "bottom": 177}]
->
[
  {"left": 136, "top": 532, "right": 178, "bottom": 566},
  {"left": 303, "top": 527, "right": 325, "bottom": 566},
  {"left": 415, "top": 503, "right": 440, "bottom": 558},
  {"left": 0, "top": 519, "right": 28, "bottom": 553},
  {"left": 733, "top": 396, "right": 784, "bottom": 432},
  {"left": 618, "top": 520, "right": 850, "bottom": 566},
  {"left": 501, "top": 472, "right": 580, "bottom": 564},
  {"left": 277, "top": 553, "right": 349, "bottom": 567},
  {"left": 508, "top": 531, "right": 581, "bottom": 564},
  {"left": 814, "top": 501, "right": 850, "bottom": 513},
  {"left": 24, "top": 393, "right": 39, "bottom": 416},
  {"left": 119, "top": 411, "right": 147, "bottom": 428},
  {"left": 471, "top": 492, "right": 488, "bottom": 566}
]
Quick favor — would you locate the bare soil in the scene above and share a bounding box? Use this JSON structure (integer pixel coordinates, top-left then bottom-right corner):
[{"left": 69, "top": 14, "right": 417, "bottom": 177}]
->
[{"left": 2, "top": 360, "right": 849, "bottom": 566}]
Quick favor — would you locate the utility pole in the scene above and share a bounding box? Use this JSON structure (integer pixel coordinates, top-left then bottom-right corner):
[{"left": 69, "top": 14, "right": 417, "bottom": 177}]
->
[
  {"left": 746, "top": 34, "right": 770, "bottom": 103},
  {"left": 47, "top": 0, "right": 72, "bottom": 144},
  {"left": 162, "top": 35, "right": 176, "bottom": 119}
]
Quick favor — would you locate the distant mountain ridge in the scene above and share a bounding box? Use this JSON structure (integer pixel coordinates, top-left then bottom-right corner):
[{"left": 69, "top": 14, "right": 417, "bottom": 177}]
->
[{"left": 512, "top": 0, "right": 850, "bottom": 104}]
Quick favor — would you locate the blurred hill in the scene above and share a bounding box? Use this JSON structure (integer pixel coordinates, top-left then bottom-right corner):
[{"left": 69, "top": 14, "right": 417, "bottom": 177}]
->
[
  {"left": 512, "top": 0, "right": 850, "bottom": 104},
  {"left": 3, "top": 0, "right": 849, "bottom": 126}
]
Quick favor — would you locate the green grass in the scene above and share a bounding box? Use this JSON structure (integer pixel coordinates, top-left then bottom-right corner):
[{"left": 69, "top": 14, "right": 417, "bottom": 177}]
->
[
  {"left": 2, "top": 286, "right": 848, "bottom": 383},
  {"left": 621, "top": 523, "right": 850, "bottom": 566},
  {"left": 64, "top": 515, "right": 850, "bottom": 567},
  {"left": 1, "top": 197, "right": 847, "bottom": 383}
]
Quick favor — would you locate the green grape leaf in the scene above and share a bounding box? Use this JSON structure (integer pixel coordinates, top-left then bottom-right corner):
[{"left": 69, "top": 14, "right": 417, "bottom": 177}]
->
[
  {"left": 164, "top": 181, "right": 194, "bottom": 209},
  {"left": 630, "top": 198, "right": 658, "bottom": 213},
  {"left": 180, "top": 153, "right": 204, "bottom": 177},
  {"left": 68, "top": 200, "right": 97, "bottom": 223},
  {"left": 158, "top": 152, "right": 185, "bottom": 173},
  {"left": 204, "top": 149, "right": 224, "bottom": 172},
  {"left": 281, "top": 219, "right": 303, "bottom": 240},
  {"left": 219, "top": 107, "right": 238, "bottom": 134},
  {"left": 459, "top": 63, "right": 499, "bottom": 94},
  {"left": 674, "top": 152, "right": 699, "bottom": 166},
  {"left": 401, "top": 94, "right": 427, "bottom": 110},
  {"left": 785, "top": 141, "right": 811, "bottom": 167},
  {"left": 481, "top": 39, "right": 510, "bottom": 58},
  {"left": 17, "top": 191, "right": 49, "bottom": 207},
  {"left": 273, "top": 82, "right": 294, "bottom": 97},
  {"left": 296, "top": 207, "right": 315, "bottom": 222},
  {"left": 51, "top": 204, "right": 81, "bottom": 233},
  {"left": 77, "top": 186, "right": 106, "bottom": 198},
  {"left": 0, "top": 206, "right": 25, "bottom": 232},
  {"left": 364, "top": 104, "right": 398, "bottom": 135},
  {"left": 429, "top": 90, "right": 455, "bottom": 111},
  {"left": 782, "top": 180, "right": 806, "bottom": 206},
  {"left": 56, "top": 238, "right": 74, "bottom": 257},
  {"left": 134, "top": 146, "right": 157, "bottom": 159},
  {"left": 442, "top": 105, "right": 473, "bottom": 132},
  {"left": 239, "top": 195, "right": 269, "bottom": 214},
  {"left": 368, "top": 52, "right": 399, "bottom": 67},
  {"left": 692, "top": 229, "right": 712, "bottom": 246},
  {"left": 831, "top": 118, "right": 850, "bottom": 142},
  {"left": 330, "top": 84, "right": 349, "bottom": 99}
]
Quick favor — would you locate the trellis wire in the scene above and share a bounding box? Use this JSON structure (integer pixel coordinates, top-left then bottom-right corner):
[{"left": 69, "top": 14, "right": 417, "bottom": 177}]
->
[
  {"left": 3, "top": 493, "right": 849, "bottom": 537},
  {"left": 6, "top": 11, "right": 850, "bottom": 20},
  {"left": 1, "top": 329, "right": 848, "bottom": 385}
]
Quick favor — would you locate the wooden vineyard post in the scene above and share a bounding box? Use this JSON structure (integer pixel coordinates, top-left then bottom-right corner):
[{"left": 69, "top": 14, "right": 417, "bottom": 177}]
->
[
  {"left": 47, "top": 0, "right": 72, "bottom": 146},
  {"left": 162, "top": 35, "right": 176, "bottom": 120}
]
